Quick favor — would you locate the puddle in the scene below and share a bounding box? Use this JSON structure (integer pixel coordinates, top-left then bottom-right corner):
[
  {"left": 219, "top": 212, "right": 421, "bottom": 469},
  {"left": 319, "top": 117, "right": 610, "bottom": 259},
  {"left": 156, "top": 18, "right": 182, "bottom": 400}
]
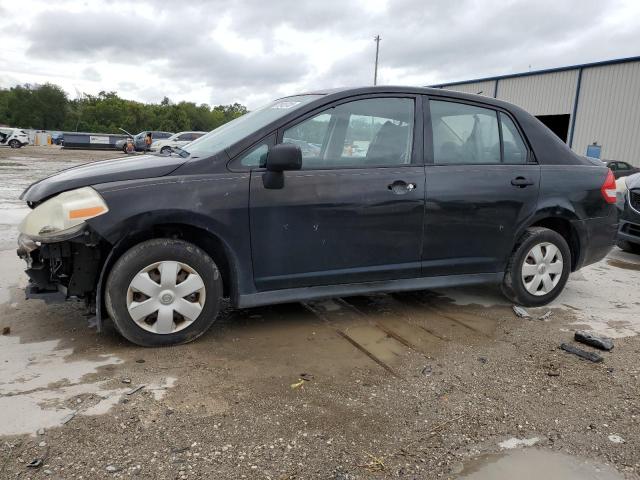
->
[
  {"left": 607, "top": 258, "right": 640, "bottom": 271},
  {"left": 458, "top": 449, "right": 623, "bottom": 479},
  {"left": 0, "top": 334, "right": 175, "bottom": 436},
  {"left": 0, "top": 249, "right": 26, "bottom": 304}
]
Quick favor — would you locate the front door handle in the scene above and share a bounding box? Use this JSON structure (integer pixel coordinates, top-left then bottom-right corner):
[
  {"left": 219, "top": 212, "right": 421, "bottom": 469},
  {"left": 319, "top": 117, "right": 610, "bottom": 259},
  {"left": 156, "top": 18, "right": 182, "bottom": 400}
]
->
[
  {"left": 511, "top": 176, "right": 534, "bottom": 188},
  {"left": 388, "top": 180, "right": 416, "bottom": 194}
]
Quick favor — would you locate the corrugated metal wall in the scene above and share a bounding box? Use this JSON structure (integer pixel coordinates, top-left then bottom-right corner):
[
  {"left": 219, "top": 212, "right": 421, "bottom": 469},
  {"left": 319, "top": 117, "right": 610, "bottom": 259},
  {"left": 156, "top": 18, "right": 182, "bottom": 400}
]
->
[
  {"left": 496, "top": 70, "right": 578, "bottom": 115},
  {"left": 441, "top": 80, "right": 496, "bottom": 97},
  {"left": 571, "top": 61, "right": 640, "bottom": 165}
]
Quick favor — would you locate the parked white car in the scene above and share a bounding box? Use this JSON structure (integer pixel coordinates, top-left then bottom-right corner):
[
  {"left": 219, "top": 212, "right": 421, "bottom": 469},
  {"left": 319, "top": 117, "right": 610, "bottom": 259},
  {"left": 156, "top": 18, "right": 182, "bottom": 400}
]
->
[
  {"left": 150, "top": 131, "right": 207, "bottom": 154},
  {"left": 0, "top": 128, "right": 29, "bottom": 148}
]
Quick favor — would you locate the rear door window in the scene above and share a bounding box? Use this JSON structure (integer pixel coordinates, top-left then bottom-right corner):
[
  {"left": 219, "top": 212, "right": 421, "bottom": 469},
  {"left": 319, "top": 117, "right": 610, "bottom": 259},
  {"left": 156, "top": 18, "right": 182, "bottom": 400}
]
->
[
  {"left": 499, "top": 113, "right": 528, "bottom": 164},
  {"left": 430, "top": 100, "right": 500, "bottom": 164}
]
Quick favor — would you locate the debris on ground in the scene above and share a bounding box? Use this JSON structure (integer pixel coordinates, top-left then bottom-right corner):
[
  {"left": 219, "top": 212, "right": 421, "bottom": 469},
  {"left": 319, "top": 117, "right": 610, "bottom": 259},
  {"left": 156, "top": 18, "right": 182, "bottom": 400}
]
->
[
  {"left": 477, "top": 356, "right": 488, "bottom": 364},
  {"left": 300, "top": 372, "right": 314, "bottom": 381},
  {"left": 357, "top": 452, "right": 386, "bottom": 472},
  {"left": 560, "top": 343, "right": 603, "bottom": 363},
  {"left": 290, "top": 379, "right": 305, "bottom": 389},
  {"left": 574, "top": 330, "right": 614, "bottom": 351},
  {"left": 126, "top": 385, "right": 145, "bottom": 395},
  {"left": 421, "top": 365, "right": 433, "bottom": 376},
  {"left": 121, "top": 378, "right": 131, "bottom": 384},
  {"left": 512, "top": 305, "right": 530, "bottom": 318},
  {"left": 547, "top": 370, "right": 560, "bottom": 377},
  {"left": 37, "top": 428, "right": 45, "bottom": 436},
  {"left": 2, "top": 326, "right": 9, "bottom": 335},
  {"left": 538, "top": 311, "right": 553, "bottom": 321},
  {"left": 61, "top": 412, "right": 76, "bottom": 424},
  {"left": 607, "top": 434, "right": 625, "bottom": 444},
  {"left": 106, "top": 465, "right": 121, "bottom": 472},
  {"left": 498, "top": 437, "right": 540, "bottom": 449},
  {"left": 26, "top": 458, "right": 43, "bottom": 468},
  {"left": 135, "top": 359, "right": 145, "bottom": 364}
]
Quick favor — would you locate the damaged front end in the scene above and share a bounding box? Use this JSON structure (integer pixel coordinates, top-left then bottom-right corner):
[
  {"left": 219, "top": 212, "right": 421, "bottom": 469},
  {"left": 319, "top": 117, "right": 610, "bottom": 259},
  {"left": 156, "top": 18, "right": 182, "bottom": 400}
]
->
[
  {"left": 17, "top": 230, "right": 103, "bottom": 303},
  {"left": 16, "top": 186, "right": 110, "bottom": 308}
]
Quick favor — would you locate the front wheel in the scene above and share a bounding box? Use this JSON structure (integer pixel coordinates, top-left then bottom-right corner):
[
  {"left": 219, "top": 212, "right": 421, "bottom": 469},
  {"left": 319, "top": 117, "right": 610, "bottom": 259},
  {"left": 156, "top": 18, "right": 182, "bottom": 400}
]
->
[
  {"left": 9, "top": 139, "right": 21, "bottom": 148},
  {"left": 105, "top": 239, "right": 222, "bottom": 346},
  {"left": 160, "top": 146, "right": 172, "bottom": 154},
  {"left": 502, "top": 227, "right": 571, "bottom": 307}
]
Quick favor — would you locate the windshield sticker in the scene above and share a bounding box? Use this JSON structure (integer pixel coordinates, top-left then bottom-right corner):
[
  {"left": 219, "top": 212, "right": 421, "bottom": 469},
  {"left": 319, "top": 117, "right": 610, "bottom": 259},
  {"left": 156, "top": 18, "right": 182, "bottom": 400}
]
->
[{"left": 271, "top": 101, "right": 302, "bottom": 109}]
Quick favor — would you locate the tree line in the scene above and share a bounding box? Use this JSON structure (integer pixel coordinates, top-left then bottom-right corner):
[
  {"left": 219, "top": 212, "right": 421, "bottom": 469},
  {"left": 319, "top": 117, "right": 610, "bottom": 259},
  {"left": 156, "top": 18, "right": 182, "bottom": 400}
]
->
[{"left": 0, "top": 83, "right": 248, "bottom": 134}]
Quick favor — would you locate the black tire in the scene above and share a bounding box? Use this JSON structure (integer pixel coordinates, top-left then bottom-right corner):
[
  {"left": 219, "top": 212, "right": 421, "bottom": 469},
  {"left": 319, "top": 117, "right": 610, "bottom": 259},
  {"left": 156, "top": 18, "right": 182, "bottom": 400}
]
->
[
  {"left": 617, "top": 240, "right": 640, "bottom": 254},
  {"left": 502, "top": 227, "right": 571, "bottom": 307},
  {"left": 122, "top": 145, "right": 128, "bottom": 153},
  {"left": 9, "top": 139, "right": 20, "bottom": 148},
  {"left": 105, "top": 238, "right": 222, "bottom": 347},
  {"left": 160, "top": 146, "right": 172, "bottom": 154}
]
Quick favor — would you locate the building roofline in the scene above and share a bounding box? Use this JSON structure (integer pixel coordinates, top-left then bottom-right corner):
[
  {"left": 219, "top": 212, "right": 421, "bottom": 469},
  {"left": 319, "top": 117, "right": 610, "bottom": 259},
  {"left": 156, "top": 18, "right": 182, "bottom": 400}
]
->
[{"left": 428, "top": 55, "right": 640, "bottom": 88}]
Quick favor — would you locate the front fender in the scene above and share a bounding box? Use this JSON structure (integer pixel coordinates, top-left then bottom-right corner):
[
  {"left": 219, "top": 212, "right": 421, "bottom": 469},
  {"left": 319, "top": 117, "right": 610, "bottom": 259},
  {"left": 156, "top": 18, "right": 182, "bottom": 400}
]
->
[{"left": 89, "top": 173, "right": 253, "bottom": 329}]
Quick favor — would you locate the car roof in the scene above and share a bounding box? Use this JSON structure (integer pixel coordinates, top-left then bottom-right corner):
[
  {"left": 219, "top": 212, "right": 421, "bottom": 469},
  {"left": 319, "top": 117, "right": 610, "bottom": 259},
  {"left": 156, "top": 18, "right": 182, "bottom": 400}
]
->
[{"left": 281, "top": 85, "right": 518, "bottom": 111}]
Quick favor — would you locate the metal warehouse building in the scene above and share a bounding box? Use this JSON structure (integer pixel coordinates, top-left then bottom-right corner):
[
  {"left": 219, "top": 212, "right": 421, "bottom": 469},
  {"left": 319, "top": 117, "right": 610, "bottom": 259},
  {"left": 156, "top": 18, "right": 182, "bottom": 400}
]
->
[{"left": 431, "top": 56, "right": 640, "bottom": 166}]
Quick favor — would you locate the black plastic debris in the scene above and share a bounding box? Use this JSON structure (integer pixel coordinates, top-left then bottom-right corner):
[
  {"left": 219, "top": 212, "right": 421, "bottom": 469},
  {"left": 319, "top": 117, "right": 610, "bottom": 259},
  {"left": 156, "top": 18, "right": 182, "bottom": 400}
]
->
[
  {"left": 26, "top": 458, "right": 43, "bottom": 468},
  {"left": 574, "top": 331, "right": 614, "bottom": 351},
  {"left": 560, "top": 343, "right": 603, "bottom": 363}
]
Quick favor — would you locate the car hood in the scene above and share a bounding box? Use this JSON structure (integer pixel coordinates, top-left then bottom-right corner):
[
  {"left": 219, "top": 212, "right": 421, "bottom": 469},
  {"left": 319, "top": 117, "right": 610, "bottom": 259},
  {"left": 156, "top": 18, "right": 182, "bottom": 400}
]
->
[
  {"left": 625, "top": 172, "right": 640, "bottom": 190},
  {"left": 21, "top": 153, "right": 188, "bottom": 203}
]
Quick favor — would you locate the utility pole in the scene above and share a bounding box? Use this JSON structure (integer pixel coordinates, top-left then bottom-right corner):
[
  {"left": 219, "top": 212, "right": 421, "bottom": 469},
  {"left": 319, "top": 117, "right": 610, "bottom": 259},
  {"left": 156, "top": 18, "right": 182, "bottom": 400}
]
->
[{"left": 373, "top": 35, "right": 381, "bottom": 86}]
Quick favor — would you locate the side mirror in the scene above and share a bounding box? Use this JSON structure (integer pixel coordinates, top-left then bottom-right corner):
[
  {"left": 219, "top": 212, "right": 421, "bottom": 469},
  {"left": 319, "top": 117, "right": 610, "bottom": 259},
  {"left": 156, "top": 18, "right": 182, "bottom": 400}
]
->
[
  {"left": 265, "top": 144, "right": 302, "bottom": 171},
  {"left": 262, "top": 144, "right": 302, "bottom": 189}
]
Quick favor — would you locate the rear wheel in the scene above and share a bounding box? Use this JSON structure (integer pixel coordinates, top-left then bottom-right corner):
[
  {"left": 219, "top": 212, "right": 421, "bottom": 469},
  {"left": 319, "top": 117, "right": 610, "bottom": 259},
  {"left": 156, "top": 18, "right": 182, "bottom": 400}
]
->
[
  {"left": 9, "top": 139, "right": 21, "bottom": 148},
  {"left": 502, "top": 227, "right": 571, "bottom": 307},
  {"left": 105, "top": 239, "right": 222, "bottom": 346},
  {"left": 617, "top": 240, "right": 640, "bottom": 254}
]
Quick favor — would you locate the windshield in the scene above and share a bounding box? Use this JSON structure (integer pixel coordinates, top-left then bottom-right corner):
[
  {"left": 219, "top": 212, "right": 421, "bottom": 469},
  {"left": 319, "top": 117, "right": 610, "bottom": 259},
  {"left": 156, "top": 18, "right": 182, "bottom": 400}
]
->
[{"left": 184, "top": 94, "right": 322, "bottom": 158}]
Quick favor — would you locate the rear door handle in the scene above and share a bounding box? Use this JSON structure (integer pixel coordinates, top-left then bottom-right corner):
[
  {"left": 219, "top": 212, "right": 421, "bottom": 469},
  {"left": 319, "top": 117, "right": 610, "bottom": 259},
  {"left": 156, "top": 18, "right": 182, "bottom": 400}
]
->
[
  {"left": 511, "top": 176, "right": 534, "bottom": 188},
  {"left": 388, "top": 180, "right": 416, "bottom": 194}
]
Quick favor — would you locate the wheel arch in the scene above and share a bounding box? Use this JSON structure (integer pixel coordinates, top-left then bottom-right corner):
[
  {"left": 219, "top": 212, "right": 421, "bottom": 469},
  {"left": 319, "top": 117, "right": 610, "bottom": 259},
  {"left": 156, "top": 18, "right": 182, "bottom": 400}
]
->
[
  {"left": 517, "top": 211, "right": 581, "bottom": 271},
  {"left": 94, "top": 217, "right": 242, "bottom": 331}
]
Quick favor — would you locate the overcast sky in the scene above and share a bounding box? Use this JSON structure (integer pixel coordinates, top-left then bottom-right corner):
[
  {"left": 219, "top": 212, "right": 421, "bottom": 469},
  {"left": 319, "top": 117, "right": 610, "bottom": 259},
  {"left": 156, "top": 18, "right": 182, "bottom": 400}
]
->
[{"left": 1, "top": 0, "right": 639, "bottom": 109}]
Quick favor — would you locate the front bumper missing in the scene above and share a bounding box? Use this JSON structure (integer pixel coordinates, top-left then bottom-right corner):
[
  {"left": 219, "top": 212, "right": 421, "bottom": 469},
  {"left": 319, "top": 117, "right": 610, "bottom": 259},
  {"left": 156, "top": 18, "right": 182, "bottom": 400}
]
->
[{"left": 17, "top": 230, "right": 103, "bottom": 301}]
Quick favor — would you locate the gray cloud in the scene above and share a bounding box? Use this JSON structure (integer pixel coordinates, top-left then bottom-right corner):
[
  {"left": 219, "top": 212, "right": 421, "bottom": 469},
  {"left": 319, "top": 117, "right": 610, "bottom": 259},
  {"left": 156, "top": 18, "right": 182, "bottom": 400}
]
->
[
  {"left": 81, "top": 67, "right": 102, "bottom": 82},
  {"left": 9, "top": 0, "right": 640, "bottom": 106}
]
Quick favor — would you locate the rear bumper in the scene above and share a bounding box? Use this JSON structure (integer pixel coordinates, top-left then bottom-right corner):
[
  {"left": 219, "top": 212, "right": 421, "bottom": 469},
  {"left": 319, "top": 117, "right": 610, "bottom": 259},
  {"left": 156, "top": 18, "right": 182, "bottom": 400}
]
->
[{"left": 572, "top": 211, "right": 618, "bottom": 270}]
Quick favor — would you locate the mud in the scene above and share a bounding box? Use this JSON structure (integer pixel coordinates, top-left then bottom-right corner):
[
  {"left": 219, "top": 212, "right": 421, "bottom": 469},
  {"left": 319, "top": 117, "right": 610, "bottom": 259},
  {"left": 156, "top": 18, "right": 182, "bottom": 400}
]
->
[{"left": 0, "top": 146, "right": 639, "bottom": 479}]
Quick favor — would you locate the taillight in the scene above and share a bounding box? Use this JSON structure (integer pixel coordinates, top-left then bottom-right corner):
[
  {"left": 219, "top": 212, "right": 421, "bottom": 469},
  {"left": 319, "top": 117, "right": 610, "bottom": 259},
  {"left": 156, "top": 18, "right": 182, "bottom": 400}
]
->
[{"left": 600, "top": 169, "right": 616, "bottom": 204}]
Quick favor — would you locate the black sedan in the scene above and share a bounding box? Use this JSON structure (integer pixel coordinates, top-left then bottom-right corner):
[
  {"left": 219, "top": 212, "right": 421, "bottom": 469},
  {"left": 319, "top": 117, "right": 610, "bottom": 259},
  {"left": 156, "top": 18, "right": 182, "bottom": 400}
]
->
[
  {"left": 607, "top": 160, "right": 640, "bottom": 179},
  {"left": 616, "top": 173, "right": 640, "bottom": 253}
]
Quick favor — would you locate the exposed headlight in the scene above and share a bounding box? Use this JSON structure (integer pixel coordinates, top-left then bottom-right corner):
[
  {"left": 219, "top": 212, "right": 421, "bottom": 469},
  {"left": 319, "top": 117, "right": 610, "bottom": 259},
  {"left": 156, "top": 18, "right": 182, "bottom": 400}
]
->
[{"left": 19, "top": 187, "right": 108, "bottom": 242}]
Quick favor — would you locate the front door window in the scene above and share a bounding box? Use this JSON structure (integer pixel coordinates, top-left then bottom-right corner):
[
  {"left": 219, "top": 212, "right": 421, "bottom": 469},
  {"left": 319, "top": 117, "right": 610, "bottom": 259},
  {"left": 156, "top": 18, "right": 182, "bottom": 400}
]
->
[{"left": 282, "top": 97, "right": 415, "bottom": 169}]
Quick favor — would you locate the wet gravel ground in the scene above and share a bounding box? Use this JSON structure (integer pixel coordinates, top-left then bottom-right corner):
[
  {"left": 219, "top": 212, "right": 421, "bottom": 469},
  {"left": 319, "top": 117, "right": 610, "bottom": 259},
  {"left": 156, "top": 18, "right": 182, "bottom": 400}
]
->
[{"left": 1, "top": 146, "right": 639, "bottom": 479}]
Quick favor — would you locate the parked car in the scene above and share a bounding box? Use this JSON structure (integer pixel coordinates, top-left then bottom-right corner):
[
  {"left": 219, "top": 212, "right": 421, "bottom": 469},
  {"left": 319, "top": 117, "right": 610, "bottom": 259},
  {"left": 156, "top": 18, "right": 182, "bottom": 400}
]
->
[
  {"left": 150, "top": 131, "right": 207, "bottom": 154},
  {"left": 606, "top": 160, "right": 639, "bottom": 179},
  {"left": 0, "top": 127, "right": 29, "bottom": 148},
  {"left": 616, "top": 173, "right": 640, "bottom": 253},
  {"left": 51, "top": 132, "right": 64, "bottom": 146},
  {"left": 115, "top": 131, "right": 174, "bottom": 153},
  {"left": 17, "top": 86, "right": 618, "bottom": 347}
]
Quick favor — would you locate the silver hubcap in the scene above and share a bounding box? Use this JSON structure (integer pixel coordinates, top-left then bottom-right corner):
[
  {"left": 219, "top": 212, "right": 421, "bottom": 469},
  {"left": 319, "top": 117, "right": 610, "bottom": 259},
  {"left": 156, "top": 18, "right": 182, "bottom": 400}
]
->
[
  {"left": 126, "top": 261, "right": 206, "bottom": 334},
  {"left": 521, "top": 242, "right": 563, "bottom": 296}
]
